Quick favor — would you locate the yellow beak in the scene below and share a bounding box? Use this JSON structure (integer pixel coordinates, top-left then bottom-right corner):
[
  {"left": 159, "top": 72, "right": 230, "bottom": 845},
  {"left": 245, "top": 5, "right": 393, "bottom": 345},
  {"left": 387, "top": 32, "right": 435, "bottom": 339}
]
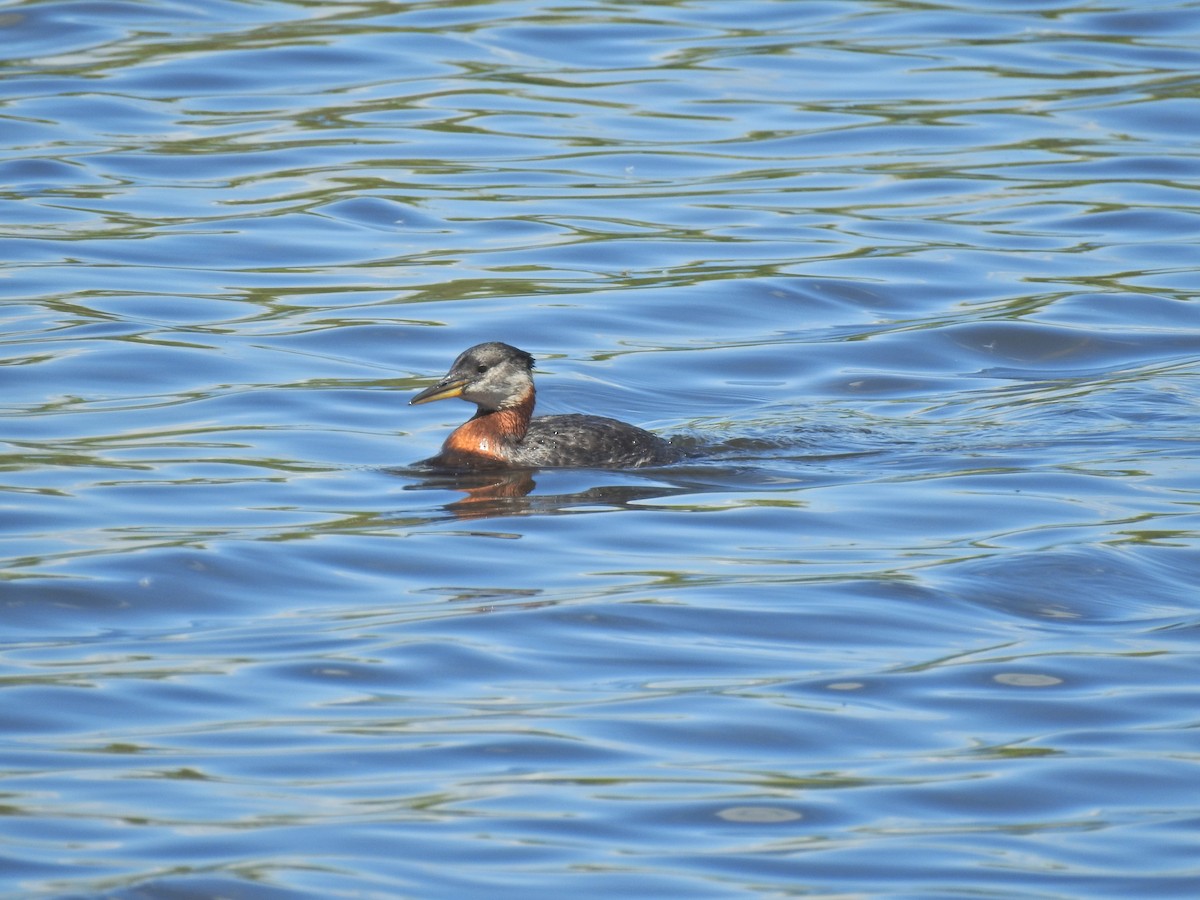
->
[{"left": 410, "top": 378, "right": 469, "bottom": 405}]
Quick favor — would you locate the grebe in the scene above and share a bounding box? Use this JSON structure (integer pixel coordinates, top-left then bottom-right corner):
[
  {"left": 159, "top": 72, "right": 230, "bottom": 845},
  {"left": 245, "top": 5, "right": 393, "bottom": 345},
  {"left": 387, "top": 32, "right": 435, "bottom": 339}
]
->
[{"left": 410, "top": 342, "right": 679, "bottom": 469}]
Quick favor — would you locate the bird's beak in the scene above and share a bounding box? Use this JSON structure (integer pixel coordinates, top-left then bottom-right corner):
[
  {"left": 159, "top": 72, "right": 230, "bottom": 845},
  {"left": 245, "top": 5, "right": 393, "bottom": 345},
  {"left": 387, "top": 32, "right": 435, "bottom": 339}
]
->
[{"left": 410, "top": 377, "right": 469, "bottom": 405}]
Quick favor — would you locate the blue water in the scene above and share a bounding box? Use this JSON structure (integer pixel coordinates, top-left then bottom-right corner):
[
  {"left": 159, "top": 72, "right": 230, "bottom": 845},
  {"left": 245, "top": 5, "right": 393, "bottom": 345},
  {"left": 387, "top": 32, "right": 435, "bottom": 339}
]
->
[{"left": 3, "top": 1, "right": 1200, "bottom": 897}]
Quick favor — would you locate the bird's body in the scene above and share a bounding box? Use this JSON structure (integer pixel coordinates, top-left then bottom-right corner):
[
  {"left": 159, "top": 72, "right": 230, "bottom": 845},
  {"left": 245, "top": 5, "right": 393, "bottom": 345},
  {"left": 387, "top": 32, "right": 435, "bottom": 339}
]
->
[{"left": 410, "top": 342, "right": 678, "bottom": 469}]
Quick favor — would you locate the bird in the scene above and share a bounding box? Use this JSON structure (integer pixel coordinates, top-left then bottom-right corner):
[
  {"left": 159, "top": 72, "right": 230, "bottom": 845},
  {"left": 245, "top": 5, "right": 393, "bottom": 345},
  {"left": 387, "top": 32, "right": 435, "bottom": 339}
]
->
[{"left": 409, "top": 341, "right": 679, "bottom": 469}]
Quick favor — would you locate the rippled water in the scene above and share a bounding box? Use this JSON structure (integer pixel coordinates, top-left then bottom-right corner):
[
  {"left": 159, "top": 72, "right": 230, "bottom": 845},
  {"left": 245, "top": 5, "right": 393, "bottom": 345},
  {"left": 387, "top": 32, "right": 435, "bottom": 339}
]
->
[{"left": 4, "top": 1, "right": 1200, "bottom": 897}]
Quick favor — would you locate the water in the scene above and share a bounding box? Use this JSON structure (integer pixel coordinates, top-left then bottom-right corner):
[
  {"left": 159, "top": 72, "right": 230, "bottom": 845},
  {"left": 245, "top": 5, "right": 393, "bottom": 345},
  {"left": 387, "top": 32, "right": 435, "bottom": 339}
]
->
[{"left": 3, "top": 0, "right": 1200, "bottom": 897}]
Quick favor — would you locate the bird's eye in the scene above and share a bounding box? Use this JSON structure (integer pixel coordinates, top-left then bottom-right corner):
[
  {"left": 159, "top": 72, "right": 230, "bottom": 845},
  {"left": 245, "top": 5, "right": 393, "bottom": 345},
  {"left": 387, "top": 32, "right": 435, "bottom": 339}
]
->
[{"left": 476, "top": 364, "right": 488, "bottom": 374}]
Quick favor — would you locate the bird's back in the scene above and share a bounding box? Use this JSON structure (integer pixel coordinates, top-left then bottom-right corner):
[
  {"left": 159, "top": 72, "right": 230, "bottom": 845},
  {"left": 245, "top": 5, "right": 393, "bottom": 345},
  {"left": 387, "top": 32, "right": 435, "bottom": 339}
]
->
[{"left": 511, "top": 414, "right": 679, "bottom": 468}]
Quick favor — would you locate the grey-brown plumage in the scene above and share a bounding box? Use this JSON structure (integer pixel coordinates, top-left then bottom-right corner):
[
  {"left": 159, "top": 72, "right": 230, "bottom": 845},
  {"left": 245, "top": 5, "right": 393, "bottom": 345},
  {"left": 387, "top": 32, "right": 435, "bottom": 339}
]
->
[{"left": 410, "top": 342, "right": 679, "bottom": 469}]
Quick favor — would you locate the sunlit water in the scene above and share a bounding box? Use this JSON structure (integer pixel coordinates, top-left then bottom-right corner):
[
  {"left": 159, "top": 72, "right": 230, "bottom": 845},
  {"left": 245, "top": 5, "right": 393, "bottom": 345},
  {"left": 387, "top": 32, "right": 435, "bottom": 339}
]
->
[{"left": 3, "top": 1, "right": 1200, "bottom": 897}]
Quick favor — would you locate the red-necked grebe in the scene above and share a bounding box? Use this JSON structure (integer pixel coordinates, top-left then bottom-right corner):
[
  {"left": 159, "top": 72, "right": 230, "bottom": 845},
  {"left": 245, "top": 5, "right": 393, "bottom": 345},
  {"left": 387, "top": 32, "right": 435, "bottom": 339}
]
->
[{"left": 410, "top": 342, "right": 679, "bottom": 469}]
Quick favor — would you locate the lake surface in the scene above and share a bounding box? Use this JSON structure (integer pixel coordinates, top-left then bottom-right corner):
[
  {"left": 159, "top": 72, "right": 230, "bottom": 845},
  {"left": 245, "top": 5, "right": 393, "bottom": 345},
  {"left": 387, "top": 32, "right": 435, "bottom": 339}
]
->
[{"left": 3, "top": 0, "right": 1200, "bottom": 897}]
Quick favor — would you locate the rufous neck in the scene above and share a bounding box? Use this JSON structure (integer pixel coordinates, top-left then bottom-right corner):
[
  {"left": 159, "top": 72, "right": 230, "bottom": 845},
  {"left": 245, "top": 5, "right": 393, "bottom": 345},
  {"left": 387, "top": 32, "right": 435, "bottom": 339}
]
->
[{"left": 472, "top": 388, "right": 535, "bottom": 442}]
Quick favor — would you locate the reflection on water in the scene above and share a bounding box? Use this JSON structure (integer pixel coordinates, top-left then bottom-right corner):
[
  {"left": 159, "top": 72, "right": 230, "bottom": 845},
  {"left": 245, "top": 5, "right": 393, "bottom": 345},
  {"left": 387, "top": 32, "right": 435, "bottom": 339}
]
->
[
  {"left": 402, "top": 466, "right": 682, "bottom": 518},
  {"left": 4, "top": 0, "right": 1200, "bottom": 897}
]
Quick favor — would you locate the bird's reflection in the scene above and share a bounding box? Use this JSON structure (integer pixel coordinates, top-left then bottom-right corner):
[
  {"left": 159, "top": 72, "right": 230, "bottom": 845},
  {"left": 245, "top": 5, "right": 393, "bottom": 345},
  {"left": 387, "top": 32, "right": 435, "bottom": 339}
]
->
[
  {"left": 411, "top": 467, "right": 537, "bottom": 518},
  {"left": 396, "top": 464, "right": 696, "bottom": 520}
]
